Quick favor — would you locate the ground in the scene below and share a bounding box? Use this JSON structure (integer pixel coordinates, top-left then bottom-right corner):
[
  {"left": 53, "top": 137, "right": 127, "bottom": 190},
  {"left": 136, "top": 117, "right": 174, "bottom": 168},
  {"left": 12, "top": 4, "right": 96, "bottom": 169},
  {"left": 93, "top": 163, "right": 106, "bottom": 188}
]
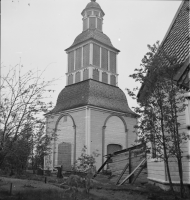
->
[{"left": 0, "top": 172, "right": 189, "bottom": 200}]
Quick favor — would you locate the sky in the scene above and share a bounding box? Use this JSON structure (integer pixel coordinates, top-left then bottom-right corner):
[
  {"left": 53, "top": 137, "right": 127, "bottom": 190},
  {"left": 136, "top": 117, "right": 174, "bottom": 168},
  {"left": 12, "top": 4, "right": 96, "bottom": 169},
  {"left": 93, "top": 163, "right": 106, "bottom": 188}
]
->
[{"left": 1, "top": 0, "right": 182, "bottom": 111}]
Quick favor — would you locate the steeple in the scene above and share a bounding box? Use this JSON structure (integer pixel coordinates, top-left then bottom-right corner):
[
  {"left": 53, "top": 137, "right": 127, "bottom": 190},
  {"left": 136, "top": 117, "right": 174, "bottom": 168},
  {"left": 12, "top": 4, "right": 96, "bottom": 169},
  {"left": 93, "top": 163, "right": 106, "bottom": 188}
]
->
[
  {"left": 65, "top": 0, "right": 120, "bottom": 86},
  {"left": 81, "top": 0, "right": 105, "bottom": 32}
]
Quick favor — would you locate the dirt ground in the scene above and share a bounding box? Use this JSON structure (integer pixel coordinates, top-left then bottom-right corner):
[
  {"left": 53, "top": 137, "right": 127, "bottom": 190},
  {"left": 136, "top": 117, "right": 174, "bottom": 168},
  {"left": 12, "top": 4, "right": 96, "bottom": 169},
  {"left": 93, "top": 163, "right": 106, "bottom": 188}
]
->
[{"left": 0, "top": 174, "right": 189, "bottom": 200}]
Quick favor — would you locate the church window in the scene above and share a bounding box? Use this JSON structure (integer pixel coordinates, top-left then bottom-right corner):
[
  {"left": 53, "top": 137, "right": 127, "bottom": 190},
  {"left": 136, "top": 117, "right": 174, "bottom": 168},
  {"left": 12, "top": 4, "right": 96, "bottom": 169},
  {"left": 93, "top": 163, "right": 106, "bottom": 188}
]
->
[
  {"left": 110, "top": 51, "right": 116, "bottom": 73},
  {"left": 83, "top": 44, "right": 90, "bottom": 67},
  {"left": 68, "top": 51, "right": 74, "bottom": 73},
  {"left": 75, "top": 47, "right": 82, "bottom": 69},
  {"left": 75, "top": 71, "right": 80, "bottom": 83},
  {"left": 93, "top": 44, "right": 100, "bottom": 67},
  {"left": 68, "top": 74, "right": 73, "bottom": 85},
  {"left": 93, "top": 69, "right": 99, "bottom": 81},
  {"left": 89, "top": 17, "right": 96, "bottom": 29},
  {"left": 110, "top": 75, "right": 116, "bottom": 86},
  {"left": 101, "top": 48, "right": 108, "bottom": 70},
  {"left": 83, "top": 69, "right": 89, "bottom": 80},
  {"left": 102, "top": 72, "right": 108, "bottom": 83}
]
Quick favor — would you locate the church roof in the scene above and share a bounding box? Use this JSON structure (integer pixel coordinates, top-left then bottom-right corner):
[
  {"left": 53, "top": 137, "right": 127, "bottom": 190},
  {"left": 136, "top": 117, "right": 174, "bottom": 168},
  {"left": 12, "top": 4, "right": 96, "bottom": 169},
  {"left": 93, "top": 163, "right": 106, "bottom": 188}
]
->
[
  {"left": 138, "top": 1, "right": 190, "bottom": 99},
  {"left": 159, "top": 1, "right": 189, "bottom": 65},
  {"left": 47, "top": 79, "right": 137, "bottom": 116},
  {"left": 65, "top": 29, "right": 120, "bottom": 52},
  {"left": 81, "top": 0, "right": 105, "bottom": 16}
]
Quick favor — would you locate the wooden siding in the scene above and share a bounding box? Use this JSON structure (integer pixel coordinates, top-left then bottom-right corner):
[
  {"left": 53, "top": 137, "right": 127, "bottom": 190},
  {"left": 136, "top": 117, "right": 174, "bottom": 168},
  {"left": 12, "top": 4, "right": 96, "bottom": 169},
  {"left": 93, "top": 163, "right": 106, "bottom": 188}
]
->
[
  {"left": 147, "top": 95, "right": 190, "bottom": 184},
  {"left": 109, "top": 145, "right": 147, "bottom": 184},
  {"left": 147, "top": 159, "right": 166, "bottom": 181},
  {"left": 45, "top": 110, "right": 86, "bottom": 170},
  {"left": 70, "top": 110, "right": 86, "bottom": 162},
  {"left": 55, "top": 116, "right": 74, "bottom": 168},
  {"left": 105, "top": 116, "right": 126, "bottom": 157},
  {"left": 90, "top": 109, "right": 137, "bottom": 169},
  {"left": 45, "top": 109, "right": 137, "bottom": 171}
]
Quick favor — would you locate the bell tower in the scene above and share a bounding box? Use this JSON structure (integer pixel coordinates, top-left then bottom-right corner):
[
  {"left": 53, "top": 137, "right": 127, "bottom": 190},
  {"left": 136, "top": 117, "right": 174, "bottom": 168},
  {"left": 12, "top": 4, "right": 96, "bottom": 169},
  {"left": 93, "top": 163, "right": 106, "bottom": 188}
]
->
[
  {"left": 45, "top": 0, "right": 137, "bottom": 171},
  {"left": 65, "top": 0, "right": 120, "bottom": 86}
]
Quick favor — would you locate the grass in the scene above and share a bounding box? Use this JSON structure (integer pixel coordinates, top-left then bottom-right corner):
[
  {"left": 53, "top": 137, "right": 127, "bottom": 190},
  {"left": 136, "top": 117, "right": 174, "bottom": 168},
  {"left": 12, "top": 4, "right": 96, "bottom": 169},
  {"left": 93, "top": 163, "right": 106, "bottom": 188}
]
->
[{"left": 0, "top": 188, "right": 109, "bottom": 200}]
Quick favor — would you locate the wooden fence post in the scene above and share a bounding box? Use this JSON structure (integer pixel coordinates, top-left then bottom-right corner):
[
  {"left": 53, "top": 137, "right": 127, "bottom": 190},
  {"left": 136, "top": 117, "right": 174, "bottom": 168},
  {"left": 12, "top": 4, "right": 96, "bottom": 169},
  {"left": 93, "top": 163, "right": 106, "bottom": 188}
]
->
[
  {"left": 10, "top": 183, "right": 12, "bottom": 195},
  {"left": 129, "top": 150, "right": 132, "bottom": 183}
]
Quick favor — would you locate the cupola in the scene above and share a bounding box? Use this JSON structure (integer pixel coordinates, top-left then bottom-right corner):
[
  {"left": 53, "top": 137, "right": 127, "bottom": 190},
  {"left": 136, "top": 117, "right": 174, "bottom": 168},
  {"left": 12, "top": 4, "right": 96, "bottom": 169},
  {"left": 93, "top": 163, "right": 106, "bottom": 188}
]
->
[{"left": 81, "top": 0, "right": 105, "bottom": 32}]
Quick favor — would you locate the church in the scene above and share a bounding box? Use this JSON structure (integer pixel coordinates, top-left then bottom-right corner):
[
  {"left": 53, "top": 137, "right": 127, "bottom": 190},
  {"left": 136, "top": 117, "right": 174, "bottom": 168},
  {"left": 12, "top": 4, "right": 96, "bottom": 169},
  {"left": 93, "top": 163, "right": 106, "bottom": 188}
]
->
[{"left": 44, "top": 0, "right": 138, "bottom": 171}]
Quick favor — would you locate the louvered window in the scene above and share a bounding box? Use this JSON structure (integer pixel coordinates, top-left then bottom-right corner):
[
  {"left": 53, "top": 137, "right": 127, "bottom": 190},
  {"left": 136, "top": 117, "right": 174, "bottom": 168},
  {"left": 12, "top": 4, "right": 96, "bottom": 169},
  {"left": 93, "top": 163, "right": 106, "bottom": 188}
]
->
[
  {"left": 75, "top": 47, "right": 82, "bottom": 69},
  {"left": 93, "top": 44, "right": 100, "bottom": 67},
  {"left": 101, "top": 48, "right": 108, "bottom": 70},
  {"left": 83, "top": 44, "right": 90, "bottom": 67},
  {"left": 110, "top": 51, "right": 116, "bottom": 73},
  {"left": 68, "top": 51, "right": 74, "bottom": 73}
]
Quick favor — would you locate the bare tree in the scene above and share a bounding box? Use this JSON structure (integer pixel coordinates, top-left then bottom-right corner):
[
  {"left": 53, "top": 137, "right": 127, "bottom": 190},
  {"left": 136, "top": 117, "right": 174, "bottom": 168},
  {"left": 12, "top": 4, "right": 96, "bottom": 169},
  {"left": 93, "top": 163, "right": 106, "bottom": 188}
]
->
[{"left": 0, "top": 64, "right": 56, "bottom": 169}]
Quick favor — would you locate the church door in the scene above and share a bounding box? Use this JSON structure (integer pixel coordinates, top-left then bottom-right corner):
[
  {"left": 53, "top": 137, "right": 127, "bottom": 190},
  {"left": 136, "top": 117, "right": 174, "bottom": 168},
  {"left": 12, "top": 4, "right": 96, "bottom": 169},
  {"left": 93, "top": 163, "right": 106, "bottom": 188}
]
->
[
  {"left": 107, "top": 144, "right": 122, "bottom": 169},
  {"left": 107, "top": 144, "right": 122, "bottom": 155},
  {"left": 58, "top": 142, "right": 72, "bottom": 171}
]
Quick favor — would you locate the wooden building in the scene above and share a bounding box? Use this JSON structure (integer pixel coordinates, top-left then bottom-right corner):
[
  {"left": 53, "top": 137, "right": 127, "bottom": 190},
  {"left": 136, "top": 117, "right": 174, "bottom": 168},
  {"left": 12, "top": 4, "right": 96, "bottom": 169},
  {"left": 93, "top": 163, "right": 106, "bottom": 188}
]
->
[
  {"left": 44, "top": 0, "right": 138, "bottom": 171},
  {"left": 138, "top": 1, "right": 190, "bottom": 189}
]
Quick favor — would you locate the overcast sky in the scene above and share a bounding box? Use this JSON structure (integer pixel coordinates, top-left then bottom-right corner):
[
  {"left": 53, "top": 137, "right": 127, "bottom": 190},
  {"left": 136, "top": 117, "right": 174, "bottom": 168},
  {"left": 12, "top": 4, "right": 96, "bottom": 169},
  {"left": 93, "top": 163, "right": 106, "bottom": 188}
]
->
[{"left": 2, "top": 0, "right": 182, "bottom": 110}]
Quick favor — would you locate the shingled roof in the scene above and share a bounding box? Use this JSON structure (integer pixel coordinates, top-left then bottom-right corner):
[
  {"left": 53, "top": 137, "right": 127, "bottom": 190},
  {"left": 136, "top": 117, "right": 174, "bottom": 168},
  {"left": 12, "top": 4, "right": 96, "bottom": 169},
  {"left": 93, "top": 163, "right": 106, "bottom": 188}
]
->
[
  {"left": 81, "top": 0, "right": 105, "bottom": 16},
  {"left": 138, "top": 1, "right": 190, "bottom": 99},
  {"left": 159, "top": 1, "right": 189, "bottom": 64},
  {"left": 65, "top": 29, "right": 119, "bottom": 52},
  {"left": 47, "top": 79, "right": 137, "bottom": 116}
]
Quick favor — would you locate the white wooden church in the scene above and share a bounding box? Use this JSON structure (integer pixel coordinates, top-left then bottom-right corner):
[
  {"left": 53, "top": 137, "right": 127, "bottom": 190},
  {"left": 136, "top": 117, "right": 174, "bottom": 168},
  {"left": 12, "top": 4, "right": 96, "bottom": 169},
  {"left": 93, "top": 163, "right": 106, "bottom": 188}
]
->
[{"left": 44, "top": 0, "right": 138, "bottom": 171}]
